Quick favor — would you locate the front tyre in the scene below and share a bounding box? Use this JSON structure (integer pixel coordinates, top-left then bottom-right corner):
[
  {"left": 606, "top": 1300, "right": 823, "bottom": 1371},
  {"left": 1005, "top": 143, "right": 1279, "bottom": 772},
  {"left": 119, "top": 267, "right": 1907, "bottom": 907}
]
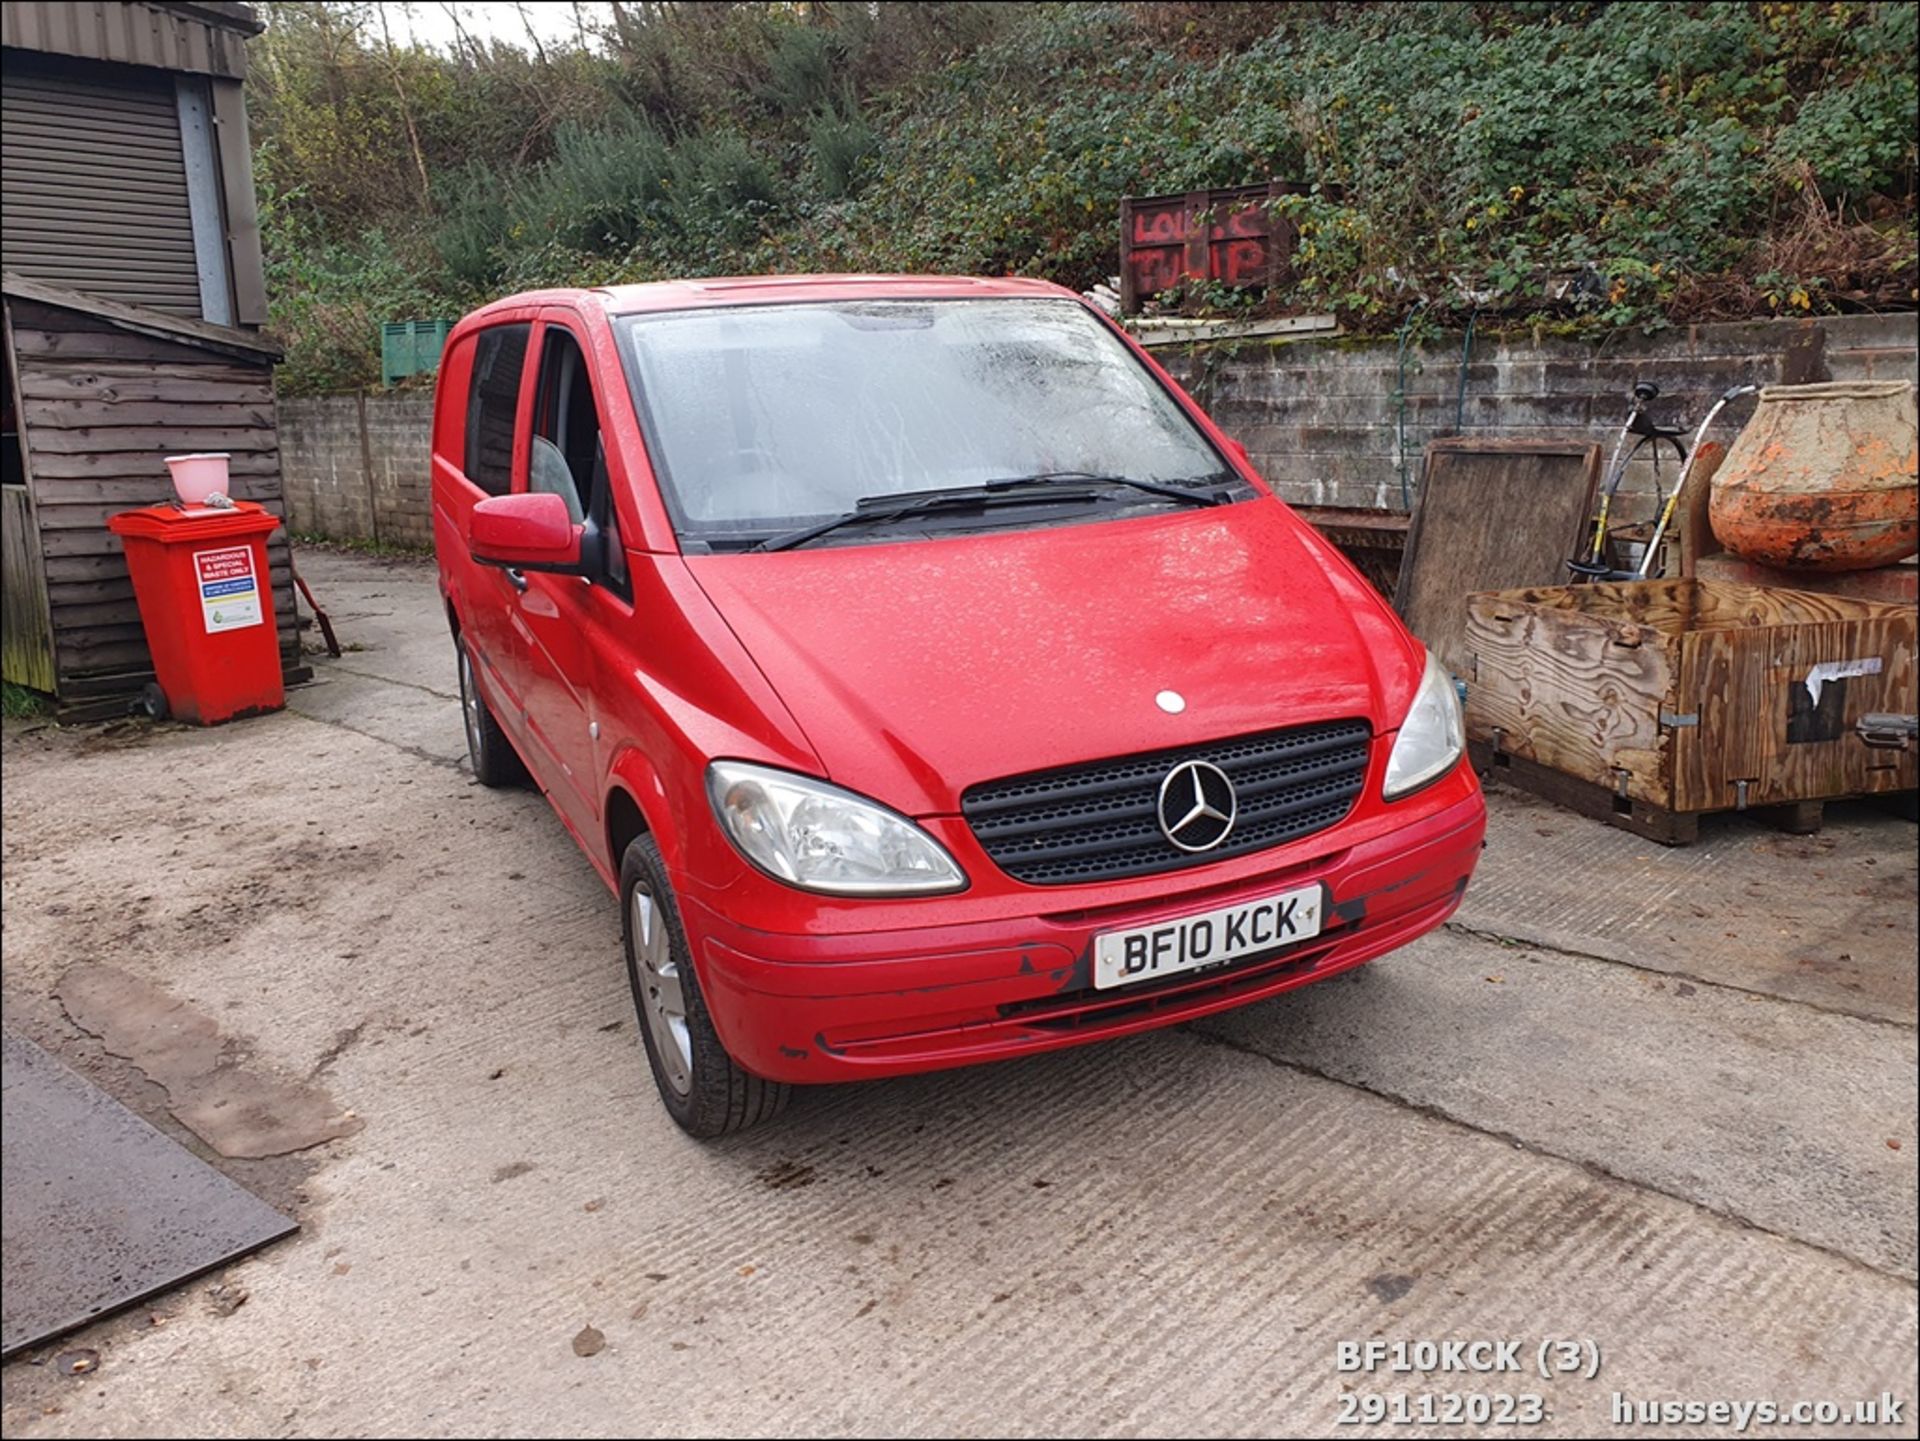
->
[
  {"left": 620, "top": 835, "right": 790, "bottom": 1138},
  {"left": 456, "top": 634, "right": 525, "bottom": 787}
]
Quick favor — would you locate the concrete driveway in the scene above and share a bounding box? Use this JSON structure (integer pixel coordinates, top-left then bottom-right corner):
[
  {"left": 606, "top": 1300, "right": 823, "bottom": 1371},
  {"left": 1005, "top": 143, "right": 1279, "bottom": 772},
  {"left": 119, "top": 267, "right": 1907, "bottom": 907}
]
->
[{"left": 2, "top": 548, "right": 1914, "bottom": 1438}]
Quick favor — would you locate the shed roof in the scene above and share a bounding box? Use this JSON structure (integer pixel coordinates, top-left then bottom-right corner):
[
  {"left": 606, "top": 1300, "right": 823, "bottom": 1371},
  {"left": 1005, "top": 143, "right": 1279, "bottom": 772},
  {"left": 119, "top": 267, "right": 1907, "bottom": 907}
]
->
[
  {"left": 1, "top": 2, "right": 260, "bottom": 80},
  {"left": 2, "top": 271, "right": 281, "bottom": 363}
]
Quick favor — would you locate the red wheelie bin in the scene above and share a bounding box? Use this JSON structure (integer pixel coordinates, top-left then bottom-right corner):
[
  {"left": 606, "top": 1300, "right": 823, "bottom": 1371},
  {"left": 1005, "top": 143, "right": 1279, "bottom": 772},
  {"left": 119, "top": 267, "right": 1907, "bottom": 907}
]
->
[{"left": 106, "top": 501, "right": 285, "bottom": 725}]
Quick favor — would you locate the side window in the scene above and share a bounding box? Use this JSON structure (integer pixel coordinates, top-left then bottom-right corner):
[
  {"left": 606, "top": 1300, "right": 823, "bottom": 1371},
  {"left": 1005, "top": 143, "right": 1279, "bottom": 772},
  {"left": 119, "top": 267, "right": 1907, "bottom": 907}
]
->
[
  {"left": 464, "top": 322, "right": 531, "bottom": 496},
  {"left": 533, "top": 326, "right": 628, "bottom": 594}
]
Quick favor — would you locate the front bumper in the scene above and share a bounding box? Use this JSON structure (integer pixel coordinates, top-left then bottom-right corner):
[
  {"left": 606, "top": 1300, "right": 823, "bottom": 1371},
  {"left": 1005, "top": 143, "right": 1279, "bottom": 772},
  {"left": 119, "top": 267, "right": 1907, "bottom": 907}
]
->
[{"left": 682, "top": 786, "right": 1486, "bottom": 1084}]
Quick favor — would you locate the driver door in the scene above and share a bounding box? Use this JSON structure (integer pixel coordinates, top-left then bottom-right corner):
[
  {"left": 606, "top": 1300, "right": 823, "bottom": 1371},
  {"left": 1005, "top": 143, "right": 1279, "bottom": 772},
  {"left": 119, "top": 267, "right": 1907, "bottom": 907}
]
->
[{"left": 510, "top": 315, "right": 633, "bottom": 843}]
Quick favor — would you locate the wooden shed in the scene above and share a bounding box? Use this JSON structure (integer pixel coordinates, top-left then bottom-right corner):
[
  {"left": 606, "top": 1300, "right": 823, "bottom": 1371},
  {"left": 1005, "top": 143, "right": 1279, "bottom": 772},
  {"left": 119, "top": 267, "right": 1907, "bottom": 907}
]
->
[
  {"left": 1, "top": 2, "right": 302, "bottom": 716},
  {"left": 3, "top": 274, "right": 301, "bottom": 710}
]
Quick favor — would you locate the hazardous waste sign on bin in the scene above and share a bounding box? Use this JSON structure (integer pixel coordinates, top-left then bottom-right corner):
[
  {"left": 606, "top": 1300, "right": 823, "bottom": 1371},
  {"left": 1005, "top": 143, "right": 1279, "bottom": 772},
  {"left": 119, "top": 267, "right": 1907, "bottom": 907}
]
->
[{"left": 195, "top": 546, "right": 265, "bottom": 633}]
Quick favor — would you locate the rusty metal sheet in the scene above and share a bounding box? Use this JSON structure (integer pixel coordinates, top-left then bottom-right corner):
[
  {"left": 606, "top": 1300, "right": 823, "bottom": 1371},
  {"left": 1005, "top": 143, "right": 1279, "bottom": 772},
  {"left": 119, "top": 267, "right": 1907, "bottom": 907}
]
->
[
  {"left": 0, "top": 1029, "right": 295, "bottom": 1358},
  {"left": 1118, "top": 181, "right": 1309, "bottom": 313}
]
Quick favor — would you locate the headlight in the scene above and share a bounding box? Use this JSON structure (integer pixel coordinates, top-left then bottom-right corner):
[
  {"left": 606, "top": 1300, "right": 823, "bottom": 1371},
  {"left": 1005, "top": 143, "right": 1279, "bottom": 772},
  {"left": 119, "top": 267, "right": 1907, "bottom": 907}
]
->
[
  {"left": 1383, "top": 650, "right": 1465, "bottom": 800},
  {"left": 706, "top": 761, "right": 967, "bottom": 896}
]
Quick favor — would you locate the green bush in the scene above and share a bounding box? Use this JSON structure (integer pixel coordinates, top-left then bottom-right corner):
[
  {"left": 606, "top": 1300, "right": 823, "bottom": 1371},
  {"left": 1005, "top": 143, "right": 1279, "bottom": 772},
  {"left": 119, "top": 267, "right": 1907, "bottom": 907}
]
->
[
  {"left": 1774, "top": 18, "right": 1919, "bottom": 204},
  {"left": 810, "top": 108, "right": 879, "bottom": 198},
  {"left": 765, "top": 22, "right": 842, "bottom": 115},
  {"left": 434, "top": 160, "right": 514, "bottom": 289},
  {"left": 509, "top": 115, "right": 672, "bottom": 254},
  {"left": 260, "top": 164, "right": 442, "bottom": 392},
  {"left": 255, "top": 1, "right": 1918, "bottom": 393}
]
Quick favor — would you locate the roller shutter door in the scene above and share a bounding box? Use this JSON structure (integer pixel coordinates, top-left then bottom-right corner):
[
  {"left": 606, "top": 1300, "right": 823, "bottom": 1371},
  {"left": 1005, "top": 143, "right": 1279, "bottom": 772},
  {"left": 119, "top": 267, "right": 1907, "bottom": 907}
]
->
[{"left": 1, "top": 62, "right": 204, "bottom": 316}]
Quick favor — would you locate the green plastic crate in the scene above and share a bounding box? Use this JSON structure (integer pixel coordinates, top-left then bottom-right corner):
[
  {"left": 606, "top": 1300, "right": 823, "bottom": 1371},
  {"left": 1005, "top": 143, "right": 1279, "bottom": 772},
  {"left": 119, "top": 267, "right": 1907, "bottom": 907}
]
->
[{"left": 380, "top": 319, "right": 453, "bottom": 388}]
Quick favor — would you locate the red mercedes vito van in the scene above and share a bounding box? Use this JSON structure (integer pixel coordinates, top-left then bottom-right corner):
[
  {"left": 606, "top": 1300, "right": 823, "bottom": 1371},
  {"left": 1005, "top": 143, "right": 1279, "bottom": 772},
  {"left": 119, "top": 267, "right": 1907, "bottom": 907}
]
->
[{"left": 431, "top": 276, "right": 1484, "bottom": 1137}]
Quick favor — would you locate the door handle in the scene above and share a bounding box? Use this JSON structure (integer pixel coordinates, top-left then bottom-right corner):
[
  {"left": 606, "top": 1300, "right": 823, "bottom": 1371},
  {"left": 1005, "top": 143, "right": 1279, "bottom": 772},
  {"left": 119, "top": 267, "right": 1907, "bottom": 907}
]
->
[
  {"left": 505, "top": 568, "right": 528, "bottom": 593},
  {"left": 1857, "top": 713, "right": 1917, "bottom": 750}
]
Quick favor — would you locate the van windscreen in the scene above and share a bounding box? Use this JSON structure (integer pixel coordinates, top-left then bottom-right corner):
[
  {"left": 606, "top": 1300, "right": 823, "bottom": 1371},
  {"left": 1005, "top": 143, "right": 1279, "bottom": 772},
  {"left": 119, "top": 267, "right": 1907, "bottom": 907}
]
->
[{"left": 613, "top": 298, "right": 1232, "bottom": 548}]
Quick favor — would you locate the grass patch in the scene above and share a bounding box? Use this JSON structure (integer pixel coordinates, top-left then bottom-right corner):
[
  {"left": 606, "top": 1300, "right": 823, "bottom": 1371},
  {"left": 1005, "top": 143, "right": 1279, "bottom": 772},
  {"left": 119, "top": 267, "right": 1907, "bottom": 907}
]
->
[
  {"left": 3, "top": 681, "right": 52, "bottom": 719},
  {"left": 292, "top": 532, "right": 434, "bottom": 560}
]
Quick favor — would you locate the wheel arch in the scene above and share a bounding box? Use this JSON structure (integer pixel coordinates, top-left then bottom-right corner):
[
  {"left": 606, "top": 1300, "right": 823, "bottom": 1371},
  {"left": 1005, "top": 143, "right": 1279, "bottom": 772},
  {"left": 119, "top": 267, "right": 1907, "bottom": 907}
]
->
[
  {"left": 606, "top": 784, "right": 648, "bottom": 879},
  {"left": 604, "top": 746, "right": 689, "bottom": 883}
]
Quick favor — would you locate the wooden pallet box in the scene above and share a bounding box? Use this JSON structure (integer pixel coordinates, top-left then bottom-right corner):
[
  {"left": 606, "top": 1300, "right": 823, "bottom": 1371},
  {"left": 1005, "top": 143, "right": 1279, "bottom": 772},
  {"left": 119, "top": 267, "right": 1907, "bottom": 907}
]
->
[{"left": 1464, "top": 580, "right": 1916, "bottom": 835}]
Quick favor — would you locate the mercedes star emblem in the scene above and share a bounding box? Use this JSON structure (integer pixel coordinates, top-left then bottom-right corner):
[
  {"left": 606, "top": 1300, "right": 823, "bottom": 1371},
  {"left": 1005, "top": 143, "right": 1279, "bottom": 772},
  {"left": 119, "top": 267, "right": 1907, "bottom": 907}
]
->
[{"left": 1157, "top": 760, "right": 1237, "bottom": 852}]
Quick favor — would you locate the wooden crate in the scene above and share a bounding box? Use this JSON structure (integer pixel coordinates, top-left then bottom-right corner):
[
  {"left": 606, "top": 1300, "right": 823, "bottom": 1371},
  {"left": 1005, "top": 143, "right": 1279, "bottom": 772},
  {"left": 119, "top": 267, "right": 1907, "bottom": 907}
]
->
[
  {"left": 1465, "top": 579, "right": 1917, "bottom": 842},
  {"left": 1293, "top": 505, "right": 1408, "bottom": 600}
]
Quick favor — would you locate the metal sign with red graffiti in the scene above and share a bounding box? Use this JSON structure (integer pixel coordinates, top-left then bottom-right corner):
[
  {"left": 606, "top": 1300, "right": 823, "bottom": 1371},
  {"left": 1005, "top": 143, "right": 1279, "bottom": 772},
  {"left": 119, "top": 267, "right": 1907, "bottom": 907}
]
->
[{"left": 1118, "top": 181, "right": 1307, "bottom": 314}]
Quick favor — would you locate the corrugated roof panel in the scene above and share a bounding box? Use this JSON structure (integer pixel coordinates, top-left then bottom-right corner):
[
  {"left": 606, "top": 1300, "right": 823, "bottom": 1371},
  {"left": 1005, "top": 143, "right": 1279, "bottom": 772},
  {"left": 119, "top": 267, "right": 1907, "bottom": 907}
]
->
[{"left": 0, "top": 2, "right": 250, "bottom": 79}]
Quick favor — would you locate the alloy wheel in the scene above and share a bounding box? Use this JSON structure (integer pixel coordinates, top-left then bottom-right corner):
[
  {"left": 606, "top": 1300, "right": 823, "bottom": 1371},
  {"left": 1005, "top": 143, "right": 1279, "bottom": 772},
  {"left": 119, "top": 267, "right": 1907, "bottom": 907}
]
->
[
  {"left": 631, "top": 883, "right": 693, "bottom": 1095},
  {"left": 459, "top": 646, "right": 483, "bottom": 764}
]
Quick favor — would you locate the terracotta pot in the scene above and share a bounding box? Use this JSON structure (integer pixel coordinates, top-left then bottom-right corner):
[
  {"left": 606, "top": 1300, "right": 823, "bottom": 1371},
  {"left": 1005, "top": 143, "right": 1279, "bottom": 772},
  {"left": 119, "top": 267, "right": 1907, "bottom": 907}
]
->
[{"left": 1709, "top": 380, "right": 1918, "bottom": 571}]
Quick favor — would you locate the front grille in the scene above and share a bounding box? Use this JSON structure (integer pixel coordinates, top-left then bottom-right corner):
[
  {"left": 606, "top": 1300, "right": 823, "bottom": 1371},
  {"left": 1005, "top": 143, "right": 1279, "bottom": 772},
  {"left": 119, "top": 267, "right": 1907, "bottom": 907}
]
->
[{"left": 961, "top": 718, "right": 1372, "bottom": 885}]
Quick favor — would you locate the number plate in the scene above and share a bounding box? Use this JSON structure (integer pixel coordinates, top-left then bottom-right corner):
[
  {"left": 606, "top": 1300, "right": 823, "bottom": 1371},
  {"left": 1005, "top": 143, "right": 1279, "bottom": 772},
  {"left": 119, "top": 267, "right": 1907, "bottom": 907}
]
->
[{"left": 1092, "top": 883, "right": 1325, "bottom": 991}]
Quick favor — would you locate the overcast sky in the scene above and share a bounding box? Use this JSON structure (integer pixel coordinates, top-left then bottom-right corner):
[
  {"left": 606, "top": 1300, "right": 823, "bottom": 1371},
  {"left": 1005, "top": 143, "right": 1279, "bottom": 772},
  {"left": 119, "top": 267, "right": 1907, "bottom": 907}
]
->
[{"left": 379, "top": 2, "right": 619, "bottom": 54}]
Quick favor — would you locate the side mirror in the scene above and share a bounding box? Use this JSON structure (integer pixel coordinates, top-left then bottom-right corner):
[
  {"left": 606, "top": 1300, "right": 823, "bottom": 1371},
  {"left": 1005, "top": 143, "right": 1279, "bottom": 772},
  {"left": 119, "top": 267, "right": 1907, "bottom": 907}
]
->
[{"left": 468, "top": 492, "right": 584, "bottom": 573}]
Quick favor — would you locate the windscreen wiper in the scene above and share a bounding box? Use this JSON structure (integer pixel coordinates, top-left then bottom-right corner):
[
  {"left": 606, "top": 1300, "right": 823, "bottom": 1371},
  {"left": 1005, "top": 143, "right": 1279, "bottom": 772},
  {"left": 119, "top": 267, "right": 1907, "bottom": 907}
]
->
[
  {"left": 993, "top": 470, "right": 1231, "bottom": 508},
  {"left": 752, "top": 471, "right": 1231, "bottom": 553},
  {"left": 751, "top": 477, "right": 1109, "bottom": 553}
]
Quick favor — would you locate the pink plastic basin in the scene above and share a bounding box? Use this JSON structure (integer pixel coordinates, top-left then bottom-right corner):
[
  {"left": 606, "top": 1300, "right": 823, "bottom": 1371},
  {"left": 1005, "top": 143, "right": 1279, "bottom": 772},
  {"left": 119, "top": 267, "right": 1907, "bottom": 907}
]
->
[{"left": 164, "top": 452, "right": 232, "bottom": 506}]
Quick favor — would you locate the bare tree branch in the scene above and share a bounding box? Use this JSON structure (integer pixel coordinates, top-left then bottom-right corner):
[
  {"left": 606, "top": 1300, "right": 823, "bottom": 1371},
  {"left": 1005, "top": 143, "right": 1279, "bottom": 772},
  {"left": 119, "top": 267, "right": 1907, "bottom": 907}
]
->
[
  {"left": 438, "top": 1, "right": 490, "bottom": 68},
  {"left": 513, "top": 1, "right": 550, "bottom": 66},
  {"left": 376, "top": 2, "right": 433, "bottom": 204}
]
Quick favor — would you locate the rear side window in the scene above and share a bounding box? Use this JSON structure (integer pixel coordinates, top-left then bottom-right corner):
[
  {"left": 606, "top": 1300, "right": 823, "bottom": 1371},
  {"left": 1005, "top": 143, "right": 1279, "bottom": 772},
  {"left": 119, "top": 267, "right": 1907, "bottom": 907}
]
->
[{"left": 464, "top": 323, "right": 531, "bottom": 496}]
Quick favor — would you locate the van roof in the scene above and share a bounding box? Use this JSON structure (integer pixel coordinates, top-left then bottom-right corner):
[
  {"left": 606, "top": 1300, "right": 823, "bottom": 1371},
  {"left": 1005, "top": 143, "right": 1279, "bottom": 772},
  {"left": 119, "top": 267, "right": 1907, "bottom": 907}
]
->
[
  {"left": 601, "top": 274, "right": 1075, "bottom": 312},
  {"left": 461, "top": 274, "right": 1079, "bottom": 324}
]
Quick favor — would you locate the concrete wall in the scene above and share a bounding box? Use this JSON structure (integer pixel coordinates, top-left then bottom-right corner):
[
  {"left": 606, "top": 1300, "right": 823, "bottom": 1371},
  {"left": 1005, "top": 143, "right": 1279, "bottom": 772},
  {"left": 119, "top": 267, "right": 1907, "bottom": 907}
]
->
[
  {"left": 278, "top": 315, "right": 1918, "bottom": 546},
  {"left": 279, "top": 391, "right": 435, "bottom": 548},
  {"left": 1160, "top": 313, "right": 1917, "bottom": 515}
]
